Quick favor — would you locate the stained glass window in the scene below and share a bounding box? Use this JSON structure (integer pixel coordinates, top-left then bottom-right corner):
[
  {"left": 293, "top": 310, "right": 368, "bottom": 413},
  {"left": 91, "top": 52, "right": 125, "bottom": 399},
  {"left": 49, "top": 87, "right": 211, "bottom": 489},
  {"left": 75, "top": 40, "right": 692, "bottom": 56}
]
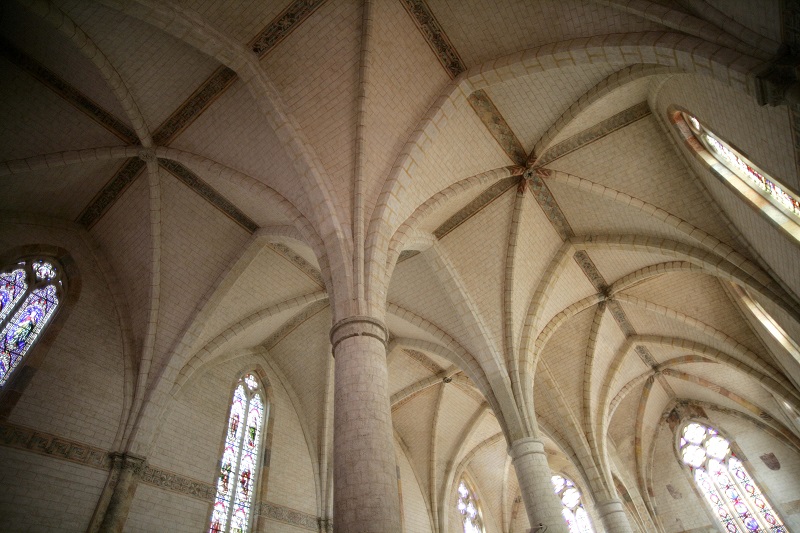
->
[
  {"left": 680, "top": 112, "right": 800, "bottom": 241},
  {"left": 457, "top": 480, "right": 484, "bottom": 533},
  {"left": 209, "top": 373, "right": 267, "bottom": 533},
  {"left": 0, "top": 258, "right": 62, "bottom": 387},
  {"left": 551, "top": 474, "right": 595, "bottom": 533},
  {"left": 677, "top": 421, "right": 786, "bottom": 532}
]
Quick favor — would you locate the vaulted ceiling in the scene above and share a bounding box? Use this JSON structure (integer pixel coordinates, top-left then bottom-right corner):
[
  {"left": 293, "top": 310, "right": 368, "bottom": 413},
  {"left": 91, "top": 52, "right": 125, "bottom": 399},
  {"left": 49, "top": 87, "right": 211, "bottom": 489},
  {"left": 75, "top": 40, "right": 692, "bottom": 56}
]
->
[{"left": 2, "top": 0, "right": 798, "bottom": 531}]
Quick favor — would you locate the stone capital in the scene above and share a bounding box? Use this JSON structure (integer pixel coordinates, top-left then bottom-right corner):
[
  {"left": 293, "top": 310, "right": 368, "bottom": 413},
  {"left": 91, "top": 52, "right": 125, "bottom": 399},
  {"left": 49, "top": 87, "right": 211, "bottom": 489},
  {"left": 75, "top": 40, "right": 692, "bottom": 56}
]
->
[
  {"left": 329, "top": 315, "right": 388, "bottom": 354},
  {"left": 109, "top": 452, "right": 148, "bottom": 476},
  {"left": 596, "top": 498, "right": 625, "bottom": 515},
  {"left": 508, "top": 437, "right": 545, "bottom": 459}
]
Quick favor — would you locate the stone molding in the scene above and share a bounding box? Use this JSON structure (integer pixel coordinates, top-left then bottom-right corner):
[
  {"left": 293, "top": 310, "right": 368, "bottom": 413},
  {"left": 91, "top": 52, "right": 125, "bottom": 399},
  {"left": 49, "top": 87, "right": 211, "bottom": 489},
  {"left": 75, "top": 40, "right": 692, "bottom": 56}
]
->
[
  {"left": 399, "top": 0, "right": 466, "bottom": 78},
  {"left": 434, "top": 176, "right": 520, "bottom": 239},
  {"left": 257, "top": 501, "right": 319, "bottom": 531},
  {"left": 0, "top": 421, "right": 110, "bottom": 470},
  {"left": 268, "top": 242, "right": 326, "bottom": 287},
  {"left": 139, "top": 464, "right": 216, "bottom": 501},
  {"left": 249, "top": 0, "right": 327, "bottom": 57},
  {"left": 263, "top": 299, "right": 330, "bottom": 351},
  {"left": 467, "top": 90, "right": 527, "bottom": 165},
  {"left": 77, "top": 158, "right": 146, "bottom": 228},
  {"left": 152, "top": 66, "right": 237, "bottom": 146},
  {"left": 0, "top": 421, "right": 322, "bottom": 525},
  {"left": 596, "top": 498, "right": 625, "bottom": 514},
  {"left": 0, "top": 37, "right": 139, "bottom": 145},
  {"left": 535, "top": 101, "right": 651, "bottom": 168},
  {"left": 159, "top": 158, "right": 259, "bottom": 233},
  {"left": 508, "top": 437, "right": 545, "bottom": 459},
  {"left": 329, "top": 315, "right": 389, "bottom": 353},
  {"left": 526, "top": 169, "right": 574, "bottom": 240}
]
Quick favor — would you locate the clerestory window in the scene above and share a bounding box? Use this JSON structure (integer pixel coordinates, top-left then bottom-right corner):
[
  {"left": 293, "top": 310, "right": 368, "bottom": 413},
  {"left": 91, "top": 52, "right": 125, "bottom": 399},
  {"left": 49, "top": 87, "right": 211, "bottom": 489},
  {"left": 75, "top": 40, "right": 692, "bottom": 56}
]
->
[
  {"left": 457, "top": 479, "right": 484, "bottom": 533},
  {"left": 551, "top": 474, "right": 595, "bottom": 533},
  {"left": 677, "top": 421, "right": 786, "bottom": 532},
  {"left": 677, "top": 111, "right": 800, "bottom": 242},
  {"left": 209, "top": 373, "right": 267, "bottom": 533},
  {"left": 0, "top": 258, "right": 62, "bottom": 387}
]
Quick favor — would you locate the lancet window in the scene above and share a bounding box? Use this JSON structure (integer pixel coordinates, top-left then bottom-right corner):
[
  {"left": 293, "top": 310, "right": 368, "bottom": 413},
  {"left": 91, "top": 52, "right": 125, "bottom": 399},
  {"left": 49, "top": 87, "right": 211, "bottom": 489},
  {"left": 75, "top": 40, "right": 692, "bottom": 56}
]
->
[
  {"left": 679, "top": 112, "right": 800, "bottom": 241},
  {"left": 457, "top": 479, "right": 484, "bottom": 533},
  {"left": 551, "top": 474, "right": 594, "bottom": 533},
  {"left": 0, "top": 258, "right": 62, "bottom": 386},
  {"left": 677, "top": 421, "right": 786, "bottom": 532},
  {"left": 209, "top": 373, "right": 267, "bottom": 533}
]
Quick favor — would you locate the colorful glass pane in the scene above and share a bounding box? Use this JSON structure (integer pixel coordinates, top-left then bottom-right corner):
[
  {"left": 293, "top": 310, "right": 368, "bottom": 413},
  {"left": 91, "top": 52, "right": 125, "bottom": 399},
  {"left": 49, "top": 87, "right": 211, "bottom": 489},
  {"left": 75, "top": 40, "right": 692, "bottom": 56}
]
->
[
  {"left": 457, "top": 480, "right": 483, "bottom": 533},
  {"left": 679, "top": 421, "right": 787, "bottom": 533},
  {"left": 574, "top": 507, "right": 594, "bottom": 533},
  {"left": 210, "top": 377, "right": 266, "bottom": 533},
  {"left": 0, "top": 285, "right": 59, "bottom": 386},
  {"left": 683, "top": 423, "right": 706, "bottom": 444},
  {"left": 728, "top": 457, "right": 786, "bottom": 532},
  {"left": 0, "top": 268, "right": 26, "bottom": 324},
  {"left": 32, "top": 261, "right": 56, "bottom": 281},
  {"left": 705, "top": 134, "right": 800, "bottom": 219},
  {"left": 551, "top": 474, "right": 595, "bottom": 533}
]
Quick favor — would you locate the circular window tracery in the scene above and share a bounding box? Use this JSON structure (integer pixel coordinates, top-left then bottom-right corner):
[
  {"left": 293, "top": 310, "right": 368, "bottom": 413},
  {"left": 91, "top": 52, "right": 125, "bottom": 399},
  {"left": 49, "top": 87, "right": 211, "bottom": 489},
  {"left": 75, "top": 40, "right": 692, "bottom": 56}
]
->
[
  {"left": 677, "top": 421, "right": 786, "bottom": 532},
  {"left": 0, "top": 257, "right": 64, "bottom": 386},
  {"left": 551, "top": 474, "right": 594, "bottom": 533}
]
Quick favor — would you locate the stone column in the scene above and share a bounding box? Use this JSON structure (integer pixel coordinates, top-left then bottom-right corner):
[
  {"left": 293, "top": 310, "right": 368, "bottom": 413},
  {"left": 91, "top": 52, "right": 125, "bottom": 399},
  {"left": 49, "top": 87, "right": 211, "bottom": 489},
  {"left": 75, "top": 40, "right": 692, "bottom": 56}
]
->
[
  {"left": 91, "top": 452, "right": 147, "bottom": 533},
  {"left": 331, "top": 316, "right": 401, "bottom": 532},
  {"left": 596, "top": 498, "right": 634, "bottom": 533},
  {"left": 509, "top": 437, "right": 568, "bottom": 533}
]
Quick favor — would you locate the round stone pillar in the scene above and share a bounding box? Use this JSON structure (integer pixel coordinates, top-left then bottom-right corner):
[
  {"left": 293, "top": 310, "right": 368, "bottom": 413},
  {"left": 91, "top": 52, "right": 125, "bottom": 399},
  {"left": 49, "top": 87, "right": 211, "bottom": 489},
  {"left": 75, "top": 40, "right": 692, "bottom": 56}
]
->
[
  {"left": 331, "top": 316, "right": 401, "bottom": 533},
  {"left": 509, "top": 437, "right": 568, "bottom": 533},
  {"left": 96, "top": 453, "right": 146, "bottom": 533},
  {"left": 596, "top": 498, "right": 633, "bottom": 533}
]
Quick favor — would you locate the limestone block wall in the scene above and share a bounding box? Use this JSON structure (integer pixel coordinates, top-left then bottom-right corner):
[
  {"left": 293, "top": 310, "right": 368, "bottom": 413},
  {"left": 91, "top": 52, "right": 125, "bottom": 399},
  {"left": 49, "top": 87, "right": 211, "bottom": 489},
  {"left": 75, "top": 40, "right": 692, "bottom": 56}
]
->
[
  {"left": 129, "top": 355, "right": 319, "bottom": 532},
  {"left": 655, "top": 74, "right": 800, "bottom": 301},
  {"left": 0, "top": 221, "right": 126, "bottom": 532},
  {"left": 397, "top": 444, "right": 433, "bottom": 533},
  {"left": 651, "top": 409, "right": 800, "bottom": 532}
]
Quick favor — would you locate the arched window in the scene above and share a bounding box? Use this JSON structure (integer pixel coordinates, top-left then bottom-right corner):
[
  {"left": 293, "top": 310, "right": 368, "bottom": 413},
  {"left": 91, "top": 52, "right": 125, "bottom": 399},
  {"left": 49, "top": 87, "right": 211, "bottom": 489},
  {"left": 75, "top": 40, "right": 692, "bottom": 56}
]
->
[
  {"left": 0, "top": 258, "right": 62, "bottom": 386},
  {"left": 209, "top": 373, "right": 267, "bottom": 533},
  {"left": 676, "top": 111, "right": 800, "bottom": 242},
  {"left": 551, "top": 474, "right": 595, "bottom": 533},
  {"left": 456, "top": 479, "right": 484, "bottom": 533},
  {"left": 677, "top": 421, "right": 786, "bottom": 532}
]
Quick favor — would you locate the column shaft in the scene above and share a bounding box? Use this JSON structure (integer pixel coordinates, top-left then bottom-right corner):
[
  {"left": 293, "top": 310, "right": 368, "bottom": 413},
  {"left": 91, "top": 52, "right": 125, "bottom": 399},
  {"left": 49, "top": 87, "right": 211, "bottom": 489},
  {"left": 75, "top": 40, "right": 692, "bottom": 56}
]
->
[
  {"left": 509, "top": 437, "right": 569, "bottom": 533},
  {"left": 597, "top": 499, "right": 634, "bottom": 533},
  {"left": 332, "top": 317, "right": 401, "bottom": 532},
  {"left": 95, "top": 453, "right": 146, "bottom": 533}
]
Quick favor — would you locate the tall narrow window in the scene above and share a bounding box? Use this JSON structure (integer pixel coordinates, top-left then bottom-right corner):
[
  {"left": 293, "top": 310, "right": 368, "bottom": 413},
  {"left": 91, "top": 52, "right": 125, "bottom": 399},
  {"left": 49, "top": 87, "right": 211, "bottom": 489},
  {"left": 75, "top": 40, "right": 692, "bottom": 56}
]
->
[
  {"left": 210, "top": 373, "right": 267, "bottom": 533},
  {"left": 456, "top": 479, "right": 484, "bottom": 533},
  {"left": 551, "top": 474, "right": 595, "bottom": 533},
  {"left": 676, "top": 111, "right": 800, "bottom": 242},
  {"left": 0, "top": 258, "right": 62, "bottom": 386},
  {"left": 677, "top": 421, "right": 786, "bottom": 532}
]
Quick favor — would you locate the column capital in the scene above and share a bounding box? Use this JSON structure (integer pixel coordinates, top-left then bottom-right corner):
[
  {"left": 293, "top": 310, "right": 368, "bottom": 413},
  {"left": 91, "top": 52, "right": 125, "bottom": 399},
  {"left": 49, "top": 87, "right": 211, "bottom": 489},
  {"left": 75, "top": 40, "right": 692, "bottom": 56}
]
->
[
  {"left": 108, "top": 452, "right": 147, "bottom": 476},
  {"left": 329, "top": 315, "right": 388, "bottom": 354},
  {"left": 596, "top": 498, "right": 625, "bottom": 514},
  {"left": 508, "top": 437, "right": 545, "bottom": 459}
]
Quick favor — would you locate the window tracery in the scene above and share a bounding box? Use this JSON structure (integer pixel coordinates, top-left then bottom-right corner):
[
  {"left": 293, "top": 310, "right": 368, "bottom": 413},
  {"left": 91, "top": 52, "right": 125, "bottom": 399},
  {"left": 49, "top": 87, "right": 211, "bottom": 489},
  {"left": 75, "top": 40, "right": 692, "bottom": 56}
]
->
[
  {"left": 457, "top": 479, "right": 484, "bottom": 533},
  {"left": 210, "top": 373, "right": 267, "bottom": 533},
  {"left": 678, "top": 111, "right": 800, "bottom": 241},
  {"left": 551, "top": 474, "right": 594, "bottom": 533},
  {"left": 0, "top": 258, "right": 62, "bottom": 386},
  {"left": 677, "top": 421, "right": 786, "bottom": 532}
]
